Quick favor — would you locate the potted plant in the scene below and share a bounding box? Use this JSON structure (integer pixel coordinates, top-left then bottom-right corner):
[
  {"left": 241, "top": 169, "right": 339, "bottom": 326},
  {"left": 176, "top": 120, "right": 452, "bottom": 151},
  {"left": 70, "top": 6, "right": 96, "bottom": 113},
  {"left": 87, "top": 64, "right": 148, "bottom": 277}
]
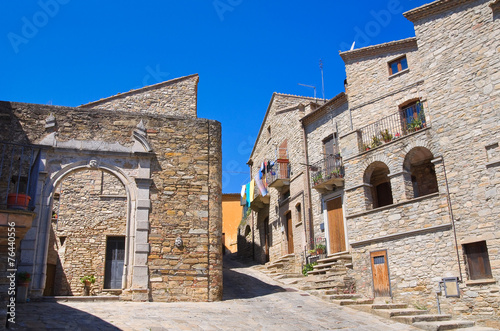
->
[
  {"left": 380, "top": 129, "right": 393, "bottom": 143},
  {"left": 17, "top": 271, "right": 31, "bottom": 287},
  {"left": 80, "top": 274, "right": 95, "bottom": 296},
  {"left": 363, "top": 144, "right": 371, "bottom": 151},
  {"left": 7, "top": 193, "right": 31, "bottom": 210},
  {"left": 315, "top": 244, "right": 326, "bottom": 255},
  {"left": 370, "top": 135, "right": 382, "bottom": 148}
]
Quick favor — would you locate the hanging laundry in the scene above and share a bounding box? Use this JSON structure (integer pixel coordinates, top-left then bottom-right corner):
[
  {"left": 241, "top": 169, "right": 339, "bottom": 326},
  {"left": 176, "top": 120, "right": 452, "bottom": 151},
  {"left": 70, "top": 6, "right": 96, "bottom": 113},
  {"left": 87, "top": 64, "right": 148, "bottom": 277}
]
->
[
  {"left": 249, "top": 179, "right": 255, "bottom": 203},
  {"left": 245, "top": 182, "right": 251, "bottom": 206},
  {"left": 240, "top": 184, "right": 247, "bottom": 206},
  {"left": 254, "top": 173, "right": 268, "bottom": 197}
]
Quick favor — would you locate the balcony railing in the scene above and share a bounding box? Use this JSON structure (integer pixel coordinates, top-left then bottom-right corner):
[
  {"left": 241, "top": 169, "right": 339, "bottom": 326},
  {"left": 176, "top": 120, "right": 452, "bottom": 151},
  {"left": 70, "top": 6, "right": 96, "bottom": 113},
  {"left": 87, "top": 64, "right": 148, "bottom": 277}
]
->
[
  {"left": 310, "top": 154, "right": 344, "bottom": 191},
  {"left": 266, "top": 160, "right": 290, "bottom": 187},
  {"left": 0, "top": 141, "right": 41, "bottom": 210},
  {"left": 359, "top": 105, "right": 427, "bottom": 152}
]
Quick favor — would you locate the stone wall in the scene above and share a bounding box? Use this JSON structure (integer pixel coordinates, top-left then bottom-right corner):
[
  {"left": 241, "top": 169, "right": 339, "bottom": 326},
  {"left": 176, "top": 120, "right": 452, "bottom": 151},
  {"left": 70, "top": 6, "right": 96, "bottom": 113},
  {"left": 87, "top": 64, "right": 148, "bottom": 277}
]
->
[
  {"left": 337, "top": 0, "right": 500, "bottom": 327},
  {"left": 248, "top": 93, "right": 322, "bottom": 270},
  {"left": 81, "top": 74, "right": 199, "bottom": 118},
  {"left": 0, "top": 98, "right": 222, "bottom": 302},
  {"left": 303, "top": 96, "right": 350, "bottom": 250},
  {"left": 46, "top": 169, "right": 127, "bottom": 296}
]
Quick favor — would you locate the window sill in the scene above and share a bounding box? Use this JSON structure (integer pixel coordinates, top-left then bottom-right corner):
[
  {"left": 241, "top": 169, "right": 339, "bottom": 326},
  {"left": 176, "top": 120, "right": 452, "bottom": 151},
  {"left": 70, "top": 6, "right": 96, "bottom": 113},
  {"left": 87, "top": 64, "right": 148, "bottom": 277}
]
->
[
  {"left": 388, "top": 68, "right": 409, "bottom": 79},
  {"left": 465, "top": 279, "right": 496, "bottom": 286}
]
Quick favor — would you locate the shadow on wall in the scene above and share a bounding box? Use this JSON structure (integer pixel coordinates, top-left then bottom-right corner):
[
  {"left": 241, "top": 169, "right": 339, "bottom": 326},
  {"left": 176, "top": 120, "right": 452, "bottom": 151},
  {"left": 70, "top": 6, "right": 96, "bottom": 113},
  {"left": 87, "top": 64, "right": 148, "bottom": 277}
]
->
[{"left": 6, "top": 302, "right": 121, "bottom": 330}]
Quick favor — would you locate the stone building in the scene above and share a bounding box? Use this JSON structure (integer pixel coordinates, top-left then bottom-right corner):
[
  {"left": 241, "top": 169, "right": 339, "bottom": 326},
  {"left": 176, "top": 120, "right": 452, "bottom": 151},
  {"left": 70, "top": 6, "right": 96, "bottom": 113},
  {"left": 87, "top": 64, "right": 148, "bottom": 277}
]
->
[
  {"left": 245, "top": 93, "right": 325, "bottom": 272},
  {"left": 247, "top": 0, "right": 499, "bottom": 327},
  {"left": 221, "top": 193, "right": 243, "bottom": 254},
  {"left": 0, "top": 73, "right": 223, "bottom": 315}
]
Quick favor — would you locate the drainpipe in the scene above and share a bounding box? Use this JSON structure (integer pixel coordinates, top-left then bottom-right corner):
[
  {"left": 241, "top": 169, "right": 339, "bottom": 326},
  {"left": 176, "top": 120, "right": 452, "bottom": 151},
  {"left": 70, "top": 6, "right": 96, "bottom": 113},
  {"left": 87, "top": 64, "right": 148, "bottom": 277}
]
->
[
  {"left": 301, "top": 121, "right": 314, "bottom": 250},
  {"left": 439, "top": 155, "right": 463, "bottom": 282}
]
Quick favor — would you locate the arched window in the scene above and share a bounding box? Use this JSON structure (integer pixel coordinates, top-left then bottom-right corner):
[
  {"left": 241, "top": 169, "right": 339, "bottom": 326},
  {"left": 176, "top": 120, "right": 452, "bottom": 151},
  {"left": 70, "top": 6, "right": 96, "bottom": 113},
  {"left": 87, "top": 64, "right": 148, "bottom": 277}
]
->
[
  {"left": 364, "top": 161, "right": 393, "bottom": 209},
  {"left": 403, "top": 147, "right": 438, "bottom": 199}
]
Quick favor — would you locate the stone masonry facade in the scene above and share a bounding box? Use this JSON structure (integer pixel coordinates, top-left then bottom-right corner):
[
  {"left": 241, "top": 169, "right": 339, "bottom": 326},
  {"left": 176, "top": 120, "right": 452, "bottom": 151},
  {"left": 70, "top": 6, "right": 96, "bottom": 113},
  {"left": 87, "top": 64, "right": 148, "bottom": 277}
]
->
[
  {"left": 0, "top": 73, "right": 223, "bottom": 308},
  {"left": 246, "top": 0, "right": 499, "bottom": 328}
]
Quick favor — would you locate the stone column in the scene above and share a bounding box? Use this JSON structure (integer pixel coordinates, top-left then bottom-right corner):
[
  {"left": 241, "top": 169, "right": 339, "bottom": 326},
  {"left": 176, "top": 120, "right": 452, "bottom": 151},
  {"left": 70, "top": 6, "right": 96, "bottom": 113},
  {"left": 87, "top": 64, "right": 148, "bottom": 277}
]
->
[
  {"left": 388, "top": 171, "right": 406, "bottom": 204},
  {"left": 132, "top": 177, "right": 152, "bottom": 301}
]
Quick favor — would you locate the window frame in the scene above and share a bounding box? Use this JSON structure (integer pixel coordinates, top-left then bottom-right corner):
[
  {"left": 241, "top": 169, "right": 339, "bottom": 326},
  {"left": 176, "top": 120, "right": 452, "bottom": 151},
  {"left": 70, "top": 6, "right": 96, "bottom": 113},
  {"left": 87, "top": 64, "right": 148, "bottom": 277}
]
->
[
  {"left": 463, "top": 241, "right": 493, "bottom": 281},
  {"left": 388, "top": 55, "right": 408, "bottom": 76}
]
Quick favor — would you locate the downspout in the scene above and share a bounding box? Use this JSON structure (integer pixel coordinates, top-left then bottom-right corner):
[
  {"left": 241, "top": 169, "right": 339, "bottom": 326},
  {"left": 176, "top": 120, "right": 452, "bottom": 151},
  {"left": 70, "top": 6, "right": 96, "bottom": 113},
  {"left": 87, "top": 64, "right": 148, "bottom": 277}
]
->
[
  {"left": 439, "top": 155, "right": 463, "bottom": 282},
  {"left": 301, "top": 121, "right": 314, "bottom": 250}
]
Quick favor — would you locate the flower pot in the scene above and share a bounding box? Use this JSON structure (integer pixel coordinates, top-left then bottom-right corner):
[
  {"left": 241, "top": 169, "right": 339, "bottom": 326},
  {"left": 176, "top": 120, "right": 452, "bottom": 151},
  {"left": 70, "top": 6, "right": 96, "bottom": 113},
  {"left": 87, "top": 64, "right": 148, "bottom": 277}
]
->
[{"left": 7, "top": 193, "right": 31, "bottom": 210}]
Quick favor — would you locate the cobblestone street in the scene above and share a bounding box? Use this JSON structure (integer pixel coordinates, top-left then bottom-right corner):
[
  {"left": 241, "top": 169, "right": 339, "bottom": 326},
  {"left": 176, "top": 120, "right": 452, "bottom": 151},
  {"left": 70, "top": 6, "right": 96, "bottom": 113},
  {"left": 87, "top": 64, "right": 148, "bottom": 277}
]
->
[{"left": 7, "top": 256, "right": 417, "bottom": 330}]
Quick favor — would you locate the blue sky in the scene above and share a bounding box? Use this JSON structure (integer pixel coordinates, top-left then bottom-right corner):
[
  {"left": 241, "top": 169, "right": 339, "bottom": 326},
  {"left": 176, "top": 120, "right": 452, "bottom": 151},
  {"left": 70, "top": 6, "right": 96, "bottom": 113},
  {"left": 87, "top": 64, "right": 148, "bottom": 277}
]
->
[{"left": 0, "top": 0, "right": 430, "bottom": 193}]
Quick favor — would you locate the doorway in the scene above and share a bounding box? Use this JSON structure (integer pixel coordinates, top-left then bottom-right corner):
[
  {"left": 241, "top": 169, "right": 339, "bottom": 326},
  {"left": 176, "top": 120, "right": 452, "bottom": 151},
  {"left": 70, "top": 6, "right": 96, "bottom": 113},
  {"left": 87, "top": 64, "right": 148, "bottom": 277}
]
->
[
  {"left": 104, "top": 236, "right": 125, "bottom": 289},
  {"left": 285, "top": 212, "right": 294, "bottom": 254},
  {"left": 263, "top": 217, "right": 270, "bottom": 262},
  {"left": 326, "top": 197, "right": 346, "bottom": 254},
  {"left": 370, "top": 250, "right": 391, "bottom": 297}
]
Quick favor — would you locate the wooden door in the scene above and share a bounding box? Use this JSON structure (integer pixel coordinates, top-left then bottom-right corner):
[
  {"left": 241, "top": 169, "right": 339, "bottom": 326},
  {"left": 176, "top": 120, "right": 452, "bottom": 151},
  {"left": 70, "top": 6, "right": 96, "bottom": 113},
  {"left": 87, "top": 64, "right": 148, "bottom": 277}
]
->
[
  {"left": 286, "top": 212, "right": 294, "bottom": 254},
  {"left": 370, "top": 250, "right": 391, "bottom": 297},
  {"left": 264, "top": 217, "right": 270, "bottom": 262},
  {"left": 43, "top": 264, "right": 56, "bottom": 296},
  {"left": 104, "top": 237, "right": 125, "bottom": 289},
  {"left": 326, "top": 197, "right": 346, "bottom": 254}
]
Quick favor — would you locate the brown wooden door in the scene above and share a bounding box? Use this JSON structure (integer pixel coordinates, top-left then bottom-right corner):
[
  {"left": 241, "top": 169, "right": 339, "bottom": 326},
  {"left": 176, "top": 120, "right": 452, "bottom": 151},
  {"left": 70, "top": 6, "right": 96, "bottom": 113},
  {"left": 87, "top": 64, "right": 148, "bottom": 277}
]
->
[
  {"left": 370, "top": 250, "right": 391, "bottom": 297},
  {"left": 286, "top": 212, "right": 294, "bottom": 254},
  {"left": 326, "top": 197, "right": 346, "bottom": 254}
]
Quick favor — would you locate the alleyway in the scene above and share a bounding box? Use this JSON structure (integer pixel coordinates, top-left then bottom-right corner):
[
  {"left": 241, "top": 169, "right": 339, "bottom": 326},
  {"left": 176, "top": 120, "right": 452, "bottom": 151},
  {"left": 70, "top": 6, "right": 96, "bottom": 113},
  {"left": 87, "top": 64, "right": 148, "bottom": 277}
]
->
[{"left": 8, "top": 256, "right": 417, "bottom": 330}]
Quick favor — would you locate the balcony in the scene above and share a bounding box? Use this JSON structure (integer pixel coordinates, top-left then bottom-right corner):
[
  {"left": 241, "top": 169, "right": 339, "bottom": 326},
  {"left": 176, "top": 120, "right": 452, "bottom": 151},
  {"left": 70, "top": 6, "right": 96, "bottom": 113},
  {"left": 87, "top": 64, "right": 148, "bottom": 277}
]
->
[
  {"left": 359, "top": 103, "right": 427, "bottom": 153},
  {"left": 0, "top": 141, "right": 41, "bottom": 211},
  {"left": 311, "top": 154, "right": 344, "bottom": 193},
  {"left": 250, "top": 189, "right": 270, "bottom": 212},
  {"left": 266, "top": 159, "right": 290, "bottom": 192}
]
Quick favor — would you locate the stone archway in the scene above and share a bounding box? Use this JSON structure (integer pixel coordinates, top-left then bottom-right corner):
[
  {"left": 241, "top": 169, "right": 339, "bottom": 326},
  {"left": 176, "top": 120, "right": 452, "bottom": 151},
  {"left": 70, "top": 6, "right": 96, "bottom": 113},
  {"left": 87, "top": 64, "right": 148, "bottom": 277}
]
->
[{"left": 19, "top": 133, "right": 153, "bottom": 301}]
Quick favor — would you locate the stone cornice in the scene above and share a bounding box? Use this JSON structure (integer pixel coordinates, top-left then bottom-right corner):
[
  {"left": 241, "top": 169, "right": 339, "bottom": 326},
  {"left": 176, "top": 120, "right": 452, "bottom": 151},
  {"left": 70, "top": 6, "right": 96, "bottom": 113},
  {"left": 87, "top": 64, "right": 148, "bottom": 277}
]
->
[
  {"left": 339, "top": 38, "right": 417, "bottom": 63},
  {"left": 403, "top": 0, "right": 477, "bottom": 22}
]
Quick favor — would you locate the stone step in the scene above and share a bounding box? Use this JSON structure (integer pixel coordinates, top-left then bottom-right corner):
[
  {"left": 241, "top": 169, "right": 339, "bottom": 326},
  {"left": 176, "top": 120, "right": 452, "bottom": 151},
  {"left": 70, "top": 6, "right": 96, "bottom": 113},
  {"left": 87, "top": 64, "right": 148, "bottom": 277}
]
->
[
  {"left": 322, "top": 294, "right": 361, "bottom": 300},
  {"left": 371, "top": 303, "right": 408, "bottom": 310},
  {"left": 323, "top": 289, "right": 356, "bottom": 296},
  {"left": 412, "top": 320, "right": 475, "bottom": 331},
  {"left": 317, "top": 254, "right": 352, "bottom": 264},
  {"left": 372, "top": 308, "right": 429, "bottom": 319},
  {"left": 455, "top": 327, "right": 500, "bottom": 331},
  {"left": 331, "top": 298, "right": 374, "bottom": 306},
  {"left": 313, "top": 261, "right": 343, "bottom": 269},
  {"left": 42, "top": 296, "right": 120, "bottom": 302},
  {"left": 392, "top": 314, "right": 452, "bottom": 325}
]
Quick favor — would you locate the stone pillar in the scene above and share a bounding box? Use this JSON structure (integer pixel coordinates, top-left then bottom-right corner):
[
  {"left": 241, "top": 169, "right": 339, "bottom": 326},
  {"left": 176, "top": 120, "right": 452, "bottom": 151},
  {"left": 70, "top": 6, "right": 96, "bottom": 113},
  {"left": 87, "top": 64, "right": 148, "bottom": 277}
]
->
[
  {"left": 431, "top": 157, "right": 446, "bottom": 195},
  {"left": 388, "top": 171, "right": 406, "bottom": 204},
  {"left": 132, "top": 177, "right": 152, "bottom": 301}
]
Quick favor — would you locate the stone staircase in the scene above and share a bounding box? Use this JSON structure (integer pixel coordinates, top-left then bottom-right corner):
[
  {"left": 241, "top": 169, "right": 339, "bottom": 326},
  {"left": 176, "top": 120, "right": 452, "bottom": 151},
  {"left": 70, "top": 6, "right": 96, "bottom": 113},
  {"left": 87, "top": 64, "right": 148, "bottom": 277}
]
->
[
  {"left": 253, "top": 252, "right": 497, "bottom": 331},
  {"left": 255, "top": 254, "right": 301, "bottom": 278},
  {"left": 348, "top": 302, "right": 498, "bottom": 331}
]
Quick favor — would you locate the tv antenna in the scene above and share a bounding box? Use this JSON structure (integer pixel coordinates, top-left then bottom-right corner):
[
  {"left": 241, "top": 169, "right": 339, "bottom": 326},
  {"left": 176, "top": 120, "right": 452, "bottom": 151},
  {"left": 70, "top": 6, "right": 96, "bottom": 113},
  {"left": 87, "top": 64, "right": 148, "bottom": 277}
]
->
[
  {"left": 319, "top": 59, "right": 325, "bottom": 100},
  {"left": 298, "top": 83, "right": 316, "bottom": 100}
]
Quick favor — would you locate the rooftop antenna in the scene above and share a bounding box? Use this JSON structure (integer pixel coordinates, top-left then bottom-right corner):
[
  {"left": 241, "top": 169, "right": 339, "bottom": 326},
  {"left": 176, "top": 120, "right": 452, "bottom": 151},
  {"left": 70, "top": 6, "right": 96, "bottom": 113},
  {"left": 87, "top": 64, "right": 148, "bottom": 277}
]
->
[
  {"left": 319, "top": 59, "right": 325, "bottom": 100},
  {"left": 298, "top": 83, "right": 316, "bottom": 100}
]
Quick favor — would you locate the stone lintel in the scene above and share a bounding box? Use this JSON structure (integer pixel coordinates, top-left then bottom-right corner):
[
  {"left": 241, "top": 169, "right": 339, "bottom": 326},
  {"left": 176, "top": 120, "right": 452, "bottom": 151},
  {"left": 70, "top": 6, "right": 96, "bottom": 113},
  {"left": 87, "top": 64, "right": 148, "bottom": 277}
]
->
[{"left": 345, "top": 182, "right": 372, "bottom": 192}]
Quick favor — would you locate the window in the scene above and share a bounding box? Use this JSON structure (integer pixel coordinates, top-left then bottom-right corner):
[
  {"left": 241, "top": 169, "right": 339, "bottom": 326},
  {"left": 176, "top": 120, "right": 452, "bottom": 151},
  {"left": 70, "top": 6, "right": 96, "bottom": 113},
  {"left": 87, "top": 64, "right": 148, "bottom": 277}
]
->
[
  {"left": 401, "top": 101, "right": 426, "bottom": 131},
  {"left": 388, "top": 56, "right": 408, "bottom": 75},
  {"left": 364, "top": 161, "right": 393, "bottom": 209},
  {"left": 295, "top": 203, "right": 302, "bottom": 224},
  {"left": 463, "top": 241, "right": 493, "bottom": 280},
  {"left": 403, "top": 147, "right": 438, "bottom": 199}
]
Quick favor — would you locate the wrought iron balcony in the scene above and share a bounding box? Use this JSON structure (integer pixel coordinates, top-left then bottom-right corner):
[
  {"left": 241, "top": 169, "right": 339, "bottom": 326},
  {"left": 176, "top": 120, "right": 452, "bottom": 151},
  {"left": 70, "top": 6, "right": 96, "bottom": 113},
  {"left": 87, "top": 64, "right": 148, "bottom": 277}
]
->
[
  {"left": 266, "top": 159, "right": 290, "bottom": 191},
  {"left": 0, "top": 141, "right": 41, "bottom": 210},
  {"left": 311, "top": 154, "right": 344, "bottom": 193},
  {"left": 359, "top": 103, "right": 427, "bottom": 152}
]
